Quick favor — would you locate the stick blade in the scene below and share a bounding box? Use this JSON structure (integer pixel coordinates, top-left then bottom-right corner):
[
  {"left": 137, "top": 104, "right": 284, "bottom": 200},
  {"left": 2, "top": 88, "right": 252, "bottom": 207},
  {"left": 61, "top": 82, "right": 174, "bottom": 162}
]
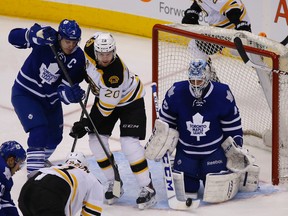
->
[
  {"left": 168, "top": 197, "right": 200, "bottom": 210},
  {"left": 112, "top": 180, "right": 122, "bottom": 198},
  {"left": 233, "top": 37, "right": 249, "bottom": 64}
]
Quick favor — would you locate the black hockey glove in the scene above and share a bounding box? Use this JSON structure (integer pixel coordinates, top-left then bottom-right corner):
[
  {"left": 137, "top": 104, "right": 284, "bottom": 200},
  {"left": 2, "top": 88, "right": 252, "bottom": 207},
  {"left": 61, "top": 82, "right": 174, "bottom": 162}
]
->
[
  {"left": 69, "top": 118, "right": 91, "bottom": 139},
  {"left": 235, "top": 21, "right": 251, "bottom": 32},
  {"left": 182, "top": 8, "right": 200, "bottom": 24},
  {"left": 27, "top": 23, "right": 57, "bottom": 46}
]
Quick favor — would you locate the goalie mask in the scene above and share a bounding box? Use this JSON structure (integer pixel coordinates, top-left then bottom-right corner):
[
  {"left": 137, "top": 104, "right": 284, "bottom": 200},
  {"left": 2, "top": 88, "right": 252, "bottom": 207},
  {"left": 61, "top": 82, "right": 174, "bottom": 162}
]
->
[
  {"left": 188, "top": 59, "right": 211, "bottom": 98},
  {"left": 94, "top": 33, "right": 117, "bottom": 61}
]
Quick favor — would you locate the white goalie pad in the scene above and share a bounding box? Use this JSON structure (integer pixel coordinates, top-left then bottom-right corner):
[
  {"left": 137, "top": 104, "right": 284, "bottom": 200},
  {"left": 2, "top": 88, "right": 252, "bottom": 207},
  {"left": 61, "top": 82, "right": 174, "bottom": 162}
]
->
[
  {"left": 221, "top": 136, "right": 255, "bottom": 173},
  {"left": 145, "top": 119, "right": 179, "bottom": 161},
  {"left": 203, "top": 171, "right": 240, "bottom": 203},
  {"left": 239, "top": 164, "right": 260, "bottom": 192}
]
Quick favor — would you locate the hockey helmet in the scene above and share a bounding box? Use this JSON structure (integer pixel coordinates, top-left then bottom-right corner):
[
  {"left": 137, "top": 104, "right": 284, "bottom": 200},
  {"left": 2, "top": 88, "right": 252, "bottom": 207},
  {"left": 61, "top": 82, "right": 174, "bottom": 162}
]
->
[
  {"left": 188, "top": 59, "right": 211, "bottom": 98},
  {"left": 65, "top": 152, "right": 88, "bottom": 169},
  {"left": 58, "top": 19, "right": 81, "bottom": 41},
  {"left": 94, "top": 33, "right": 116, "bottom": 58},
  {"left": 0, "top": 141, "right": 26, "bottom": 163}
]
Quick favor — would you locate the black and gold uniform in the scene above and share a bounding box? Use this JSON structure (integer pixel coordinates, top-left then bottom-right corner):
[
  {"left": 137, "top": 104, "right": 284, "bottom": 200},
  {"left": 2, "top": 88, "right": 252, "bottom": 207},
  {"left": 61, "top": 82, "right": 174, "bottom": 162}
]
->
[
  {"left": 182, "top": 0, "right": 251, "bottom": 31},
  {"left": 73, "top": 32, "right": 156, "bottom": 209}
]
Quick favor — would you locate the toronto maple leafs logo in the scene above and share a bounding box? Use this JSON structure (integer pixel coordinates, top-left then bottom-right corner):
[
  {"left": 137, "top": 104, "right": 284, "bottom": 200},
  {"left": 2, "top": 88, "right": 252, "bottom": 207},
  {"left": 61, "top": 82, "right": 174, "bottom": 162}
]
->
[
  {"left": 226, "top": 90, "right": 234, "bottom": 102},
  {"left": 167, "top": 86, "right": 175, "bottom": 97},
  {"left": 186, "top": 113, "right": 210, "bottom": 141},
  {"left": 39, "top": 63, "right": 60, "bottom": 84}
]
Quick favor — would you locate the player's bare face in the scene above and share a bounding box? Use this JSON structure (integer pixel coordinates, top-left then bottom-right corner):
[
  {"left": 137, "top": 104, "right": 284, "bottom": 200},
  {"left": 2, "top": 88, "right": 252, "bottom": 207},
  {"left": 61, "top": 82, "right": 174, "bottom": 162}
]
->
[
  {"left": 60, "top": 39, "right": 78, "bottom": 55},
  {"left": 97, "top": 51, "right": 114, "bottom": 67}
]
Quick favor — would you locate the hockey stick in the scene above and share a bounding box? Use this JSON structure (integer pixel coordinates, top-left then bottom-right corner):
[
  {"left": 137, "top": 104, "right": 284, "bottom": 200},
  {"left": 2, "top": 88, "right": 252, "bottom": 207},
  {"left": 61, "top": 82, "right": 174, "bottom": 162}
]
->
[
  {"left": 233, "top": 37, "right": 288, "bottom": 75},
  {"left": 50, "top": 44, "right": 122, "bottom": 197},
  {"left": 151, "top": 82, "right": 200, "bottom": 210},
  {"left": 71, "top": 85, "right": 91, "bottom": 152}
]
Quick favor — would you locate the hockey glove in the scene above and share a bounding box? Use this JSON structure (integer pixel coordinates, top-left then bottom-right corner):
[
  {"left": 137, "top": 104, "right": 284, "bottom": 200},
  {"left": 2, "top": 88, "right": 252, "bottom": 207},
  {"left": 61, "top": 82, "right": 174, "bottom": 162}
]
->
[
  {"left": 57, "top": 84, "right": 85, "bottom": 105},
  {"left": 235, "top": 21, "right": 251, "bottom": 32},
  {"left": 182, "top": 8, "right": 200, "bottom": 24},
  {"left": 221, "top": 136, "right": 255, "bottom": 173},
  {"left": 69, "top": 118, "right": 91, "bottom": 138},
  {"left": 27, "top": 23, "right": 57, "bottom": 46}
]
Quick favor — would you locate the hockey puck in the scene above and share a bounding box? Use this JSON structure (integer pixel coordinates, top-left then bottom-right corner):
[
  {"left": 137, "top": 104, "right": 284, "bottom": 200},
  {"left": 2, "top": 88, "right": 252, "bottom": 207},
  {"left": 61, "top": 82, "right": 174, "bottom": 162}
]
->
[{"left": 186, "top": 198, "right": 192, "bottom": 207}]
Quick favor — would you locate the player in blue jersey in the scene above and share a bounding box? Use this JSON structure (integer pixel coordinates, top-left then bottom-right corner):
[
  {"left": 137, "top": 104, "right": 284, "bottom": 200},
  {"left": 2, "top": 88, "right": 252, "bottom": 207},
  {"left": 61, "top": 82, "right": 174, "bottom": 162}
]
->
[
  {"left": 0, "top": 140, "right": 26, "bottom": 216},
  {"left": 8, "top": 19, "right": 86, "bottom": 175},
  {"left": 145, "top": 59, "right": 259, "bottom": 203}
]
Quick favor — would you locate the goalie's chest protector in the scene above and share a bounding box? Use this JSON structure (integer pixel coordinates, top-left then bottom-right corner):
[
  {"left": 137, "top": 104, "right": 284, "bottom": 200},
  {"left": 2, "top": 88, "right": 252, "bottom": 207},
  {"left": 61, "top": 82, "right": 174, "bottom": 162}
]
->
[{"left": 165, "top": 81, "right": 236, "bottom": 148}]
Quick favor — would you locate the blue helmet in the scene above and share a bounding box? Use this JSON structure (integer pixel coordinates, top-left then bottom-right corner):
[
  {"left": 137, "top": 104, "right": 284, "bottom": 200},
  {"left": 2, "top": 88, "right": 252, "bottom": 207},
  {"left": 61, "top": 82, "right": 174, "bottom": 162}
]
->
[
  {"left": 58, "top": 19, "right": 81, "bottom": 41},
  {"left": 0, "top": 141, "right": 26, "bottom": 162}
]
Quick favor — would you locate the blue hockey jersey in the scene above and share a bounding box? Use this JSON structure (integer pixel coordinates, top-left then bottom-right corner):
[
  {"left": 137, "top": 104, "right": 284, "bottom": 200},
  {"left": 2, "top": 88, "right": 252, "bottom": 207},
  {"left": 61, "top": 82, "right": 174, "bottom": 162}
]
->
[
  {"left": 0, "top": 157, "right": 18, "bottom": 216},
  {"left": 159, "top": 80, "right": 243, "bottom": 159},
  {"left": 8, "top": 28, "right": 86, "bottom": 107}
]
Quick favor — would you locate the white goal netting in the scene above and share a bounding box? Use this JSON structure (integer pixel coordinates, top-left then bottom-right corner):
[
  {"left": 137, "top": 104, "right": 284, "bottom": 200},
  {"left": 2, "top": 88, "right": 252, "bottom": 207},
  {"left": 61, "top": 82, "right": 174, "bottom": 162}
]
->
[{"left": 153, "top": 23, "right": 288, "bottom": 185}]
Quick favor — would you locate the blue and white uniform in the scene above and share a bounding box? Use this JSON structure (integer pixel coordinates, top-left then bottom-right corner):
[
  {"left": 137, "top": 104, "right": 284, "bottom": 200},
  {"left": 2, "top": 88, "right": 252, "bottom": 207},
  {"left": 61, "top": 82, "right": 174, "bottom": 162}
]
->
[
  {"left": 0, "top": 157, "right": 19, "bottom": 216},
  {"left": 8, "top": 21, "right": 86, "bottom": 174},
  {"left": 159, "top": 80, "right": 243, "bottom": 192}
]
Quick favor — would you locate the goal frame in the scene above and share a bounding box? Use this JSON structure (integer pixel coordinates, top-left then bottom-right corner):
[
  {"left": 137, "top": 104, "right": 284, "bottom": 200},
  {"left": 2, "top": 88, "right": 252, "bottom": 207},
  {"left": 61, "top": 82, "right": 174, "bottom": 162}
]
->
[{"left": 152, "top": 23, "right": 281, "bottom": 185}]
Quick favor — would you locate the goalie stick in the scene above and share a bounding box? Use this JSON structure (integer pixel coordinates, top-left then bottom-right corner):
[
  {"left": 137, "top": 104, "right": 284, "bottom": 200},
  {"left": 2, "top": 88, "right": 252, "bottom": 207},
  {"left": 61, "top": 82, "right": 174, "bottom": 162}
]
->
[
  {"left": 50, "top": 44, "right": 122, "bottom": 198},
  {"left": 151, "top": 82, "right": 200, "bottom": 210},
  {"left": 233, "top": 37, "right": 288, "bottom": 75}
]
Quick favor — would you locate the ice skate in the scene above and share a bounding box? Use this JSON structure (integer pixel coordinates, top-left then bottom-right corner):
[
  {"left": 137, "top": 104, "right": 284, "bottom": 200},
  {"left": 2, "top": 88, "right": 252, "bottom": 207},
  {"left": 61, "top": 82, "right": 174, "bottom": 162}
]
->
[
  {"left": 105, "top": 180, "right": 124, "bottom": 205},
  {"left": 136, "top": 182, "right": 157, "bottom": 210}
]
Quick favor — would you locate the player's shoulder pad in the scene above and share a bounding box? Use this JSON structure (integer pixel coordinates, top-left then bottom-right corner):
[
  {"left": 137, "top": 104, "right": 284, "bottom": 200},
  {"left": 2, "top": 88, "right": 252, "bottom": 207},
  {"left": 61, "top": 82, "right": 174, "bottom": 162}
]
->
[
  {"left": 101, "top": 55, "right": 124, "bottom": 88},
  {"left": 84, "top": 37, "right": 96, "bottom": 61}
]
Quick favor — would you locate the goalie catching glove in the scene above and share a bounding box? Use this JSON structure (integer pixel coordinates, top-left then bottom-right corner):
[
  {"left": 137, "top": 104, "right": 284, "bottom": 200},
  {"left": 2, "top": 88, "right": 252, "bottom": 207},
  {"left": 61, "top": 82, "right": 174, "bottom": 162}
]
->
[
  {"left": 221, "top": 136, "right": 255, "bottom": 173},
  {"left": 145, "top": 119, "right": 179, "bottom": 161}
]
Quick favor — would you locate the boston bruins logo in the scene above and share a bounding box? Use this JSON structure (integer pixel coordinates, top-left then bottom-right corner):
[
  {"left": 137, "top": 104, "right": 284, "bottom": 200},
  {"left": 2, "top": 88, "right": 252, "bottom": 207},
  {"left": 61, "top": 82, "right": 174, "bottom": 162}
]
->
[{"left": 108, "top": 75, "right": 119, "bottom": 84}]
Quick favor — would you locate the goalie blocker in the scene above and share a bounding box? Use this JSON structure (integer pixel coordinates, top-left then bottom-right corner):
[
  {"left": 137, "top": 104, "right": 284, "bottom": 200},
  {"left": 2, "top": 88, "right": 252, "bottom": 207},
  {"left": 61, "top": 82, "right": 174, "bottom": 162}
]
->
[{"left": 145, "top": 119, "right": 179, "bottom": 161}]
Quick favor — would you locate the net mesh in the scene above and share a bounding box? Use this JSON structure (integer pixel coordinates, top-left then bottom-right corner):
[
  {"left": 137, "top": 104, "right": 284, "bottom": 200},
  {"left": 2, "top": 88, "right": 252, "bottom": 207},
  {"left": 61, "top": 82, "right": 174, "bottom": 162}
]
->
[{"left": 153, "top": 24, "right": 288, "bottom": 185}]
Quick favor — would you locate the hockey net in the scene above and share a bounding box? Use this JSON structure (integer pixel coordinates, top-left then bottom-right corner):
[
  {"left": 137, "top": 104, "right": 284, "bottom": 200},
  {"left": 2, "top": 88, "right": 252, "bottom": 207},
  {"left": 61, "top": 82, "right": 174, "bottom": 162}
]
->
[{"left": 152, "top": 23, "right": 288, "bottom": 185}]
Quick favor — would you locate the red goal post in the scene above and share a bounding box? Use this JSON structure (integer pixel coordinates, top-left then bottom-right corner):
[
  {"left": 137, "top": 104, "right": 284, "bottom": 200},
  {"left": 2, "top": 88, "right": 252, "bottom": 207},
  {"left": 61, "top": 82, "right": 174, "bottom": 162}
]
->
[{"left": 152, "top": 23, "right": 288, "bottom": 185}]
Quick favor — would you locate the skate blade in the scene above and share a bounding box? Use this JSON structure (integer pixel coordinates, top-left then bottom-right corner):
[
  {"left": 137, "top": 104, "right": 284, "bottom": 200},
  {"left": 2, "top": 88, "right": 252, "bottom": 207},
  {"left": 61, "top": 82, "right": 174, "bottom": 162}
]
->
[{"left": 137, "top": 196, "right": 157, "bottom": 210}]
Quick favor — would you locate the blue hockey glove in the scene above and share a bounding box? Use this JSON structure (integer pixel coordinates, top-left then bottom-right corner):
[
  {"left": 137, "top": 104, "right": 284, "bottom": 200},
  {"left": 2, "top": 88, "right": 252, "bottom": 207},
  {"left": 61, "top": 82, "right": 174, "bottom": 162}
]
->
[
  {"left": 27, "top": 23, "right": 57, "bottom": 46},
  {"left": 58, "top": 84, "right": 85, "bottom": 105},
  {"left": 69, "top": 118, "right": 91, "bottom": 138}
]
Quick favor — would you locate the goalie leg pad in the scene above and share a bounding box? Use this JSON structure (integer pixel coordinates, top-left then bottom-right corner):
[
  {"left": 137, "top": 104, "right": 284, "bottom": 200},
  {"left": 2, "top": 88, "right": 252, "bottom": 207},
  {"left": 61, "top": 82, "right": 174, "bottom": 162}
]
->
[
  {"left": 203, "top": 171, "right": 240, "bottom": 203},
  {"left": 239, "top": 164, "right": 260, "bottom": 192},
  {"left": 173, "top": 171, "right": 198, "bottom": 201}
]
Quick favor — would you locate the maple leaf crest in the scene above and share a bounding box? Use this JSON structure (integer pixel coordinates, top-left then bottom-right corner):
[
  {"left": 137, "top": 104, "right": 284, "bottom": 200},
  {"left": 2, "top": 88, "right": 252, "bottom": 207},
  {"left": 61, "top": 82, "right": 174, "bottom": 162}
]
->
[
  {"left": 39, "top": 63, "right": 60, "bottom": 84},
  {"left": 186, "top": 113, "right": 210, "bottom": 141}
]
